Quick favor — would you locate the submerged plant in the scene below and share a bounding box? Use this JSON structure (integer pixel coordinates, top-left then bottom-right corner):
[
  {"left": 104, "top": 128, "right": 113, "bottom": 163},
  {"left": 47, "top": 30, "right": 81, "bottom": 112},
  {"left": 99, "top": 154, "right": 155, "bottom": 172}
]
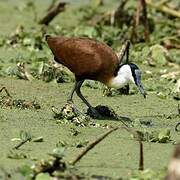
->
[
  {"left": 132, "top": 128, "right": 171, "bottom": 143},
  {"left": 7, "top": 150, "right": 28, "bottom": 159},
  {"left": 131, "top": 168, "right": 166, "bottom": 180},
  {"left": 31, "top": 147, "right": 67, "bottom": 178},
  {"left": 52, "top": 104, "right": 91, "bottom": 127},
  {"left": 0, "top": 96, "right": 41, "bottom": 110}
]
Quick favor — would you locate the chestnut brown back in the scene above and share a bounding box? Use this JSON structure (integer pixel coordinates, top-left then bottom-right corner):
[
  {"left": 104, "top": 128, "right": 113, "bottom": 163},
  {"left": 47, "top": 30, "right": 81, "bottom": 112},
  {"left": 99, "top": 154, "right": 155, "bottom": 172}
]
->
[{"left": 47, "top": 37, "right": 119, "bottom": 83}]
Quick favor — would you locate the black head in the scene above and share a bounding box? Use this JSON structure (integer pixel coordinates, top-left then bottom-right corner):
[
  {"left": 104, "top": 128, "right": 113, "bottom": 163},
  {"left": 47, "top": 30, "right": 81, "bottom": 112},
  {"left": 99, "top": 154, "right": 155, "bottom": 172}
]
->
[{"left": 129, "top": 63, "right": 146, "bottom": 98}]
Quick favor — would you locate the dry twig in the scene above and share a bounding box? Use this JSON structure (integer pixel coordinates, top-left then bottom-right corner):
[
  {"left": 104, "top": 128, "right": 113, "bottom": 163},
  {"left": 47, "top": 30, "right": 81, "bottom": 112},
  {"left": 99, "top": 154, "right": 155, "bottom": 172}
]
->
[
  {"left": 39, "top": 2, "right": 67, "bottom": 25},
  {"left": 0, "top": 87, "right": 11, "bottom": 97},
  {"left": 146, "top": 0, "right": 180, "bottom": 18},
  {"left": 139, "top": 141, "right": 144, "bottom": 170},
  {"left": 70, "top": 127, "right": 118, "bottom": 165},
  {"left": 13, "top": 138, "right": 31, "bottom": 150},
  {"left": 131, "top": 0, "right": 149, "bottom": 42},
  {"left": 117, "top": 40, "right": 130, "bottom": 64}
]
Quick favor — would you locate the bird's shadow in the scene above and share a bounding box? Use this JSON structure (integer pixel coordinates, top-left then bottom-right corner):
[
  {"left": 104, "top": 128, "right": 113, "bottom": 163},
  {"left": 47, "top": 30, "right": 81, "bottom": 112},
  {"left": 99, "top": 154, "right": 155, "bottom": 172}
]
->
[
  {"left": 91, "top": 114, "right": 132, "bottom": 123},
  {"left": 86, "top": 105, "right": 132, "bottom": 123}
]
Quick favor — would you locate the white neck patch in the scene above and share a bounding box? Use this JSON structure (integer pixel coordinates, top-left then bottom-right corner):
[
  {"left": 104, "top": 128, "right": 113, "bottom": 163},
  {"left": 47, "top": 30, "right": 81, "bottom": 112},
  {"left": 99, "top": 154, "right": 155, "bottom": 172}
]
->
[{"left": 108, "top": 65, "right": 134, "bottom": 88}]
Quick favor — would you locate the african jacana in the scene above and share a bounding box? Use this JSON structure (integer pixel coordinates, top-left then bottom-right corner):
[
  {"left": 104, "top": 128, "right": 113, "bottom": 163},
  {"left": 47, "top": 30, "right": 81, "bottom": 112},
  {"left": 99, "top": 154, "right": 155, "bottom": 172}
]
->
[{"left": 46, "top": 36, "right": 146, "bottom": 118}]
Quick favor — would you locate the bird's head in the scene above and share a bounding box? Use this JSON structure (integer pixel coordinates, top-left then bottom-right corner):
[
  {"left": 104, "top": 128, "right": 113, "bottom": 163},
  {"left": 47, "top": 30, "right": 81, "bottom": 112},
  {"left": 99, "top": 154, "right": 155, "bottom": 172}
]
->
[{"left": 116, "top": 63, "right": 146, "bottom": 98}]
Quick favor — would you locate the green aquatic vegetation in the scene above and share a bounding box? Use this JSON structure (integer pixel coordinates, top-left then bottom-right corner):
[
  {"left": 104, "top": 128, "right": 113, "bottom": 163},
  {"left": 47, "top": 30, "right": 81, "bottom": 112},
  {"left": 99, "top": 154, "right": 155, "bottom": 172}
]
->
[
  {"left": 90, "top": 0, "right": 103, "bottom": 10},
  {"left": 7, "top": 150, "right": 28, "bottom": 160},
  {"left": 148, "top": 44, "right": 170, "bottom": 66},
  {"left": 75, "top": 140, "right": 89, "bottom": 148},
  {"left": 31, "top": 61, "right": 73, "bottom": 83},
  {"left": 69, "top": 127, "right": 81, "bottom": 136},
  {"left": 52, "top": 104, "right": 119, "bottom": 128},
  {"left": 31, "top": 147, "right": 67, "bottom": 178},
  {"left": 169, "top": 49, "right": 180, "bottom": 65},
  {"left": 172, "top": 79, "right": 180, "bottom": 100},
  {"left": 52, "top": 104, "right": 92, "bottom": 127},
  {"left": 18, "top": 165, "right": 33, "bottom": 179},
  {"left": 1, "top": 25, "right": 46, "bottom": 51},
  {"left": 83, "top": 80, "right": 102, "bottom": 89},
  {"left": 131, "top": 168, "right": 166, "bottom": 180},
  {"left": 0, "top": 0, "right": 180, "bottom": 179},
  {"left": 133, "top": 129, "right": 171, "bottom": 143},
  {"left": 56, "top": 140, "right": 69, "bottom": 148},
  {"left": 73, "top": 25, "right": 100, "bottom": 39},
  {"left": 12, "top": 130, "right": 44, "bottom": 150},
  {"left": 37, "top": 62, "right": 55, "bottom": 82},
  {"left": 19, "top": 130, "right": 32, "bottom": 142},
  {"left": 132, "top": 118, "right": 153, "bottom": 128},
  {"left": 0, "top": 95, "right": 41, "bottom": 109},
  {"left": 48, "top": 147, "right": 66, "bottom": 159},
  {"left": 103, "top": 85, "right": 130, "bottom": 97},
  {"left": 10, "top": 62, "right": 33, "bottom": 80},
  {"left": 35, "top": 173, "right": 51, "bottom": 180},
  {"left": 52, "top": 103, "right": 78, "bottom": 120},
  {"left": 4, "top": 61, "right": 73, "bottom": 83}
]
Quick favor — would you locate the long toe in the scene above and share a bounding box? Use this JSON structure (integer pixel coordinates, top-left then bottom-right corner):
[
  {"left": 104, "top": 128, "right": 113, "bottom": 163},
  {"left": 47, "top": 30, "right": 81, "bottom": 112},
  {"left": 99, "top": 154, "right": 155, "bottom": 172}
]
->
[{"left": 88, "top": 108, "right": 104, "bottom": 119}]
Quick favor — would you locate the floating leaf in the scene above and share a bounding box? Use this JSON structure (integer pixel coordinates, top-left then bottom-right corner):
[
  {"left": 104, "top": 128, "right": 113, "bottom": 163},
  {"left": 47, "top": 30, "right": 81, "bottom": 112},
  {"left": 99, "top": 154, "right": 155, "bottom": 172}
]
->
[
  {"left": 20, "top": 130, "right": 32, "bottom": 142},
  {"left": 36, "top": 173, "right": 51, "bottom": 180},
  {"left": 18, "top": 165, "right": 33, "bottom": 177},
  {"left": 132, "top": 129, "right": 171, "bottom": 143},
  {"left": 49, "top": 147, "right": 65, "bottom": 159},
  {"left": 148, "top": 45, "right": 169, "bottom": 66},
  {"left": 158, "top": 129, "right": 171, "bottom": 143}
]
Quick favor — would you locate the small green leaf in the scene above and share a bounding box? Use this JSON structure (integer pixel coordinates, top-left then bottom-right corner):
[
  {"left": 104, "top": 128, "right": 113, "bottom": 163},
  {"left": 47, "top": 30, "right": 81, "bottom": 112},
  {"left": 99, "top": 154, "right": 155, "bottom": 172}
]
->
[
  {"left": 20, "top": 130, "right": 32, "bottom": 141},
  {"left": 91, "top": 0, "right": 102, "bottom": 10},
  {"left": 49, "top": 147, "right": 65, "bottom": 159},
  {"left": 36, "top": 173, "right": 51, "bottom": 180}
]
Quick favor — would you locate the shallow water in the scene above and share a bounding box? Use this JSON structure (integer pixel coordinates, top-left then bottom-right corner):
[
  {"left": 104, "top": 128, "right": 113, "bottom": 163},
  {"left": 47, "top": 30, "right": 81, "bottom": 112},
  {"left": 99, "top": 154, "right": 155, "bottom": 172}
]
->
[{"left": 0, "top": 0, "right": 179, "bottom": 179}]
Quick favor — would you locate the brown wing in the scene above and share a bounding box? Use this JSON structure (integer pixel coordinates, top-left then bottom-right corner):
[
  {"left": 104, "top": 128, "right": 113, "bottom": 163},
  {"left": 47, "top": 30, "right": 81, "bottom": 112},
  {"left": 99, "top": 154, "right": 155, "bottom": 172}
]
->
[{"left": 46, "top": 37, "right": 118, "bottom": 82}]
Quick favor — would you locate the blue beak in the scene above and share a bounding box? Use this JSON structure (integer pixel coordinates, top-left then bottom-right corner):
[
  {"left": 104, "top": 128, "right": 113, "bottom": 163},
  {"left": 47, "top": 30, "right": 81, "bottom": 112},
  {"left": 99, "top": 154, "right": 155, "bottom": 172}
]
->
[
  {"left": 137, "top": 82, "right": 146, "bottom": 98},
  {"left": 135, "top": 70, "right": 146, "bottom": 98}
]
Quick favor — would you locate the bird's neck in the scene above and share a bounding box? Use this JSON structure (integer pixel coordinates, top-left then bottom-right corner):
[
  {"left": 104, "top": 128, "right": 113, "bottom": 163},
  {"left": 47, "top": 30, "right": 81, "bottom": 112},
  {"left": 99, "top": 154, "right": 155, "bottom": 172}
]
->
[
  {"left": 107, "top": 65, "right": 134, "bottom": 88},
  {"left": 108, "top": 75, "right": 129, "bottom": 88}
]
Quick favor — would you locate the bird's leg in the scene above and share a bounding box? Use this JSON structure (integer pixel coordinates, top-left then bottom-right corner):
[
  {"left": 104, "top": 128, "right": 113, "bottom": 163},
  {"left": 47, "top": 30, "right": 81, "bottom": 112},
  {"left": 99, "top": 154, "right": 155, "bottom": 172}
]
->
[
  {"left": 67, "top": 82, "right": 84, "bottom": 116},
  {"left": 75, "top": 80, "right": 103, "bottom": 119},
  {"left": 67, "top": 82, "right": 76, "bottom": 103}
]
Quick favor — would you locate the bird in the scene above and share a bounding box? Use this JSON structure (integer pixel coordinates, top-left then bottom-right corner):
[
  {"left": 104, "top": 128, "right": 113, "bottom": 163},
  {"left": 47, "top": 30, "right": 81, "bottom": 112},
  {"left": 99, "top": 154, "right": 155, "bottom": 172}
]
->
[{"left": 46, "top": 36, "right": 146, "bottom": 118}]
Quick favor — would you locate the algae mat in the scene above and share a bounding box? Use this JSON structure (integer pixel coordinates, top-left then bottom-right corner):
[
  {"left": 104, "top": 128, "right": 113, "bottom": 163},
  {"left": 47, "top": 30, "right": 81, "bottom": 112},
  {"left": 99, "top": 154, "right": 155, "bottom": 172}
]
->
[
  {"left": 0, "top": 0, "right": 179, "bottom": 179},
  {"left": 0, "top": 77, "right": 179, "bottom": 179}
]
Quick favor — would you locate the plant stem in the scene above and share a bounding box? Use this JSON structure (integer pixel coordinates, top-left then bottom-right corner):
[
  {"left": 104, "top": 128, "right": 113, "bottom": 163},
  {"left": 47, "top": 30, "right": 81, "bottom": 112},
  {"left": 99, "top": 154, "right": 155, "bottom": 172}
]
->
[{"left": 70, "top": 127, "right": 118, "bottom": 165}]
